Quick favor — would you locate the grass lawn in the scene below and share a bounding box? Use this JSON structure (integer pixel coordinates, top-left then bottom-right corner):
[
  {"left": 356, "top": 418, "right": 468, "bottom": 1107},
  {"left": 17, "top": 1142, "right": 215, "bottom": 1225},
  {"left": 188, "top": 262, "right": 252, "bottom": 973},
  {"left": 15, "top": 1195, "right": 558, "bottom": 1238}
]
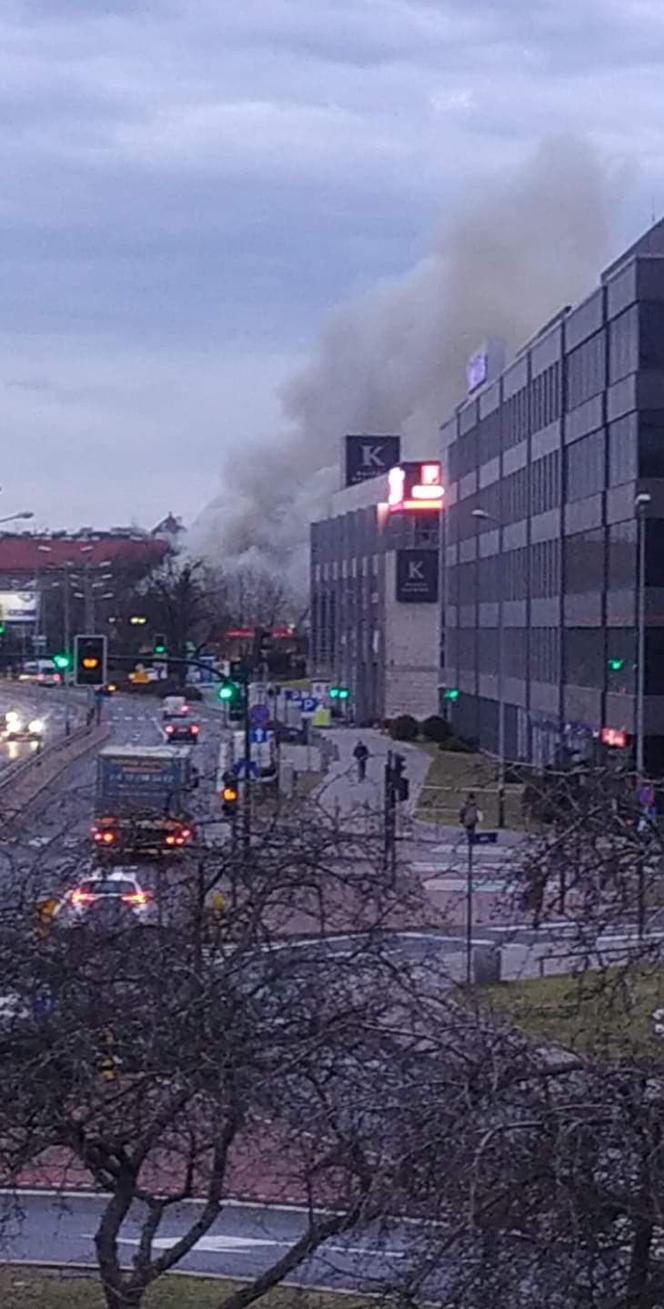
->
[
  {"left": 415, "top": 743, "right": 525, "bottom": 829},
  {"left": 481, "top": 966, "right": 664, "bottom": 1057},
  {"left": 0, "top": 1268, "right": 365, "bottom": 1309}
]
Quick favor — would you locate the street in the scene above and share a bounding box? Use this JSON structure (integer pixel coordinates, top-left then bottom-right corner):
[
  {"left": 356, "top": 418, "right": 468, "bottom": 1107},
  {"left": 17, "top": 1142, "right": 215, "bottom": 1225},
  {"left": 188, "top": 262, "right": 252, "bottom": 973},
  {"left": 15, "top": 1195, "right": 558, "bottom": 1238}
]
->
[{"left": 0, "top": 1190, "right": 411, "bottom": 1292}]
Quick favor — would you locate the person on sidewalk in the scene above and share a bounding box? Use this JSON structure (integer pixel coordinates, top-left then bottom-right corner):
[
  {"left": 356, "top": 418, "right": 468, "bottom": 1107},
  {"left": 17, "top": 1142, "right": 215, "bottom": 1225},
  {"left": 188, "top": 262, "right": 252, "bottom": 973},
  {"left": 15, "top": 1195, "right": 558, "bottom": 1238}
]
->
[
  {"left": 459, "top": 792, "right": 480, "bottom": 840},
  {"left": 353, "top": 739, "right": 369, "bottom": 781}
]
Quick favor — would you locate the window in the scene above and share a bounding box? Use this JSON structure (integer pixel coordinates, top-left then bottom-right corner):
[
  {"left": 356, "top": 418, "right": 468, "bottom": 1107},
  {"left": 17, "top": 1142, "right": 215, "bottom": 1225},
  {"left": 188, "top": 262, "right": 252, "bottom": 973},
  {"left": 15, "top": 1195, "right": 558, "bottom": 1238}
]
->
[
  {"left": 639, "top": 411, "right": 664, "bottom": 478},
  {"left": 531, "top": 539, "right": 561, "bottom": 597},
  {"left": 502, "top": 387, "right": 529, "bottom": 450},
  {"left": 503, "top": 547, "right": 528, "bottom": 600},
  {"left": 564, "top": 430, "right": 606, "bottom": 501},
  {"left": 457, "top": 629, "right": 476, "bottom": 670},
  {"left": 564, "top": 629, "right": 604, "bottom": 688},
  {"left": 609, "top": 306, "right": 638, "bottom": 382},
  {"left": 504, "top": 630, "right": 527, "bottom": 677},
  {"left": 531, "top": 449, "right": 561, "bottom": 515},
  {"left": 608, "top": 415, "right": 638, "bottom": 486},
  {"left": 530, "top": 362, "right": 561, "bottom": 433},
  {"left": 502, "top": 467, "right": 529, "bottom": 523},
  {"left": 478, "top": 554, "right": 501, "bottom": 602},
  {"left": 530, "top": 629, "right": 560, "bottom": 683},
  {"left": 640, "top": 303, "right": 664, "bottom": 369},
  {"left": 566, "top": 332, "right": 606, "bottom": 411},
  {"left": 564, "top": 528, "right": 605, "bottom": 593},
  {"left": 456, "top": 428, "right": 478, "bottom": 477},
  {"left": 646, "top": 521, "right": 664, "bottom": 586},
  {"left": 608, "top": 521, "right": 636, "bottom": 589},
  {"left": 478, "top": 409, "right": 501, "bottom": 465}
]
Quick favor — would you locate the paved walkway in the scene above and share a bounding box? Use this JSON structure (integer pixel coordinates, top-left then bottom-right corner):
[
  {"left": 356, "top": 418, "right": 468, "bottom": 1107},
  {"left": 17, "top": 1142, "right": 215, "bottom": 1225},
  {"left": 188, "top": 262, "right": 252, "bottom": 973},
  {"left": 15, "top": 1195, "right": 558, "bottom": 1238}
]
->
[{"left": 315, "top": 727, "right": 431, "bottom": 821}]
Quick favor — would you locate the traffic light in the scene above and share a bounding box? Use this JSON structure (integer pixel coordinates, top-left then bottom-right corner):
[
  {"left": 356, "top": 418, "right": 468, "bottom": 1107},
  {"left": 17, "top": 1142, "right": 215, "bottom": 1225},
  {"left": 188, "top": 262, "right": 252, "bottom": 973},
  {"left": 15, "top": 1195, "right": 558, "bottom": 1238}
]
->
[
  {"left": 330, "top": 686, "right": 350, "bottom": 700},
  {"left": 74, "top": 634, "right": 107, "bottom": 687},
  {"left": 52, "top": 652, "right": 70, "bottom": 672},
  {"left": 221, "top": 770, "right": 238, "bottom": 817},
  {"left": 608, "top": 658, "right": 625, "bottom": 672},
  {"left": 0, "top": 623, "right": 5, "bottom": 636},
  {"left": 218, "top": 680, "right": 240, "bottom": 702},
  {"left": 443, "top": 688, "right": 460, "bottom": 701},
  {"left": 390, "top": 752, "right": 410, "bottom": 802},
  {"left": 153, "top": 634, "right": 167, "bottom": 656}
]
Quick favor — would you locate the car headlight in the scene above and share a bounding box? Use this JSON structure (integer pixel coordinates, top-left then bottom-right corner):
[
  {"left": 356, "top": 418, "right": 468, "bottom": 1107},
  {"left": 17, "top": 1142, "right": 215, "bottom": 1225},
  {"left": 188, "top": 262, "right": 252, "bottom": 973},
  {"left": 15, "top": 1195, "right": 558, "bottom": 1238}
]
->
[
  {"left": 6, "top": 711, "right": 20, "bottom": 725},
  {"left": 28, "top": 719, "right": 44, "bottom": 734}
]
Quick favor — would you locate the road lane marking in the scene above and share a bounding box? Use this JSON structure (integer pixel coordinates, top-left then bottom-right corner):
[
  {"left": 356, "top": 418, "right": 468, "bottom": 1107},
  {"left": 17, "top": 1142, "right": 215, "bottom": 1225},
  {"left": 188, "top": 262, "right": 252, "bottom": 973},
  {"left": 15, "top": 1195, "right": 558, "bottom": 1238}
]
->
[{"left": 114, "top": 1234, "right": 405, "bottom": 1258}]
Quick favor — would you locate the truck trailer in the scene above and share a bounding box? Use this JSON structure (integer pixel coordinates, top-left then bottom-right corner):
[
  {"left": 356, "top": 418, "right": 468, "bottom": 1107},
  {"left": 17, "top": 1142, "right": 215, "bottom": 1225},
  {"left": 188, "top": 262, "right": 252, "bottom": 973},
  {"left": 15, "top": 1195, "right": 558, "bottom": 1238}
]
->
[{"left": 91, "top": 745, "right": 196, "bottom": 855}]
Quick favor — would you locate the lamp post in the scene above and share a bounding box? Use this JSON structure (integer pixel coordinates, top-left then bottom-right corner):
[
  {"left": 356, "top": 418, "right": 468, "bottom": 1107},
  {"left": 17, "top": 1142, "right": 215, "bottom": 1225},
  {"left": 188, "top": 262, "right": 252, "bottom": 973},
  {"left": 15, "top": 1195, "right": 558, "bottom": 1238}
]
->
[
  {"left": 472, "top": 507, "right": 505, "bottom": 826},
  {"left": 635, "top": 493, "right": 652, "bottom": 780}
]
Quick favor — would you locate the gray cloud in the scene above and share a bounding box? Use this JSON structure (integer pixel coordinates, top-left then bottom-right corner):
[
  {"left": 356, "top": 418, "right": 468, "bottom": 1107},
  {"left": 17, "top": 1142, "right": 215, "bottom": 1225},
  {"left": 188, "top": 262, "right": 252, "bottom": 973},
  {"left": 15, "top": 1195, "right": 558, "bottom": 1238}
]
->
[{"left": 0, "top": 1, "right": 661, "bottom": 530}]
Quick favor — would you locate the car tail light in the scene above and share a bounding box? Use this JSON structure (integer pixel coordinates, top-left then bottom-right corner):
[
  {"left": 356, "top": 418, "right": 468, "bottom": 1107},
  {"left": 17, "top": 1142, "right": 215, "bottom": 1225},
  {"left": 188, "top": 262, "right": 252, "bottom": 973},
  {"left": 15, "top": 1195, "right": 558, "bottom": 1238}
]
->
[
  {"left": 54, "top": 673, "right": 61, "bottom": 684},
  {"left": 165, "top": 834, "right": 176, "bottom": 847},
  {"left": 165, "top": 724, "right": 174, "bottom": 734},
  {"left": 101, "top": 831, "right": 115, "bottom": 845},
  {"left": 122, "top": 890, "right": 149, "bottom": 906},
  {"left": 70, "top": 889, "right": 95, "bottom": 906},
  {"left": 181, "top": 828, "right": 192, "bottom": 840},
  {"left": 93, "top": 832, "right": 104, "bottom": 843},
  {"left": 191, "top": 724, "right": 199, "bottom": 734},
  {"left": 175, "top": 836, "right": 184, "bottom": 846}
]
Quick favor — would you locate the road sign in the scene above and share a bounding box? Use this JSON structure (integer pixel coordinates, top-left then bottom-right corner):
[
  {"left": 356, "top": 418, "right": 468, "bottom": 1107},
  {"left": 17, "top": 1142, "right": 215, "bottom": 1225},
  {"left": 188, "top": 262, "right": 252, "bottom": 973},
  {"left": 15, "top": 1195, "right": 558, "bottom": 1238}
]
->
[
  {"left": 301, "top": 696, "right": 318, "bottom": 715},
  {"left": 234, "top": 758, "right": 259, "bottom": 779},
  {"left": 249, "top": 703, "right": 270, "bottom": 729},
  {"left": 250, "top": 727, "right": 268, "bottom": 744}
]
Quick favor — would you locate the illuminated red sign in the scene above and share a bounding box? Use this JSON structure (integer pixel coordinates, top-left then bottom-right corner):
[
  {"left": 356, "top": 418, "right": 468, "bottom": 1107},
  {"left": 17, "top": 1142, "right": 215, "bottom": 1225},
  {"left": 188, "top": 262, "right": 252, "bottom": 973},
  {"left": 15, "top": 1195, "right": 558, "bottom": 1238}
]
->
[
  {"left": 225, "top": 628, "right": 254, "bottom": 639},
  {"left": 601, "top": 727, "right": 628, "bottom": 748},
  {"left": 388, "top": 461, "right": 444, "bottom": 512}
]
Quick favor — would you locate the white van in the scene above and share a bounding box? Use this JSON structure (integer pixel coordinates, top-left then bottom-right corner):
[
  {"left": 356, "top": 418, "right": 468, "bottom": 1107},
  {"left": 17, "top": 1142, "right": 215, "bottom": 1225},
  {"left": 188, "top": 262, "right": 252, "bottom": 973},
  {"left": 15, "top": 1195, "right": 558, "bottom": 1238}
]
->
[
  {"left": 19, "top": 659, "right": 61, "bottom": 687},
  {"left": 161, "top": 695, "right": 189, "bottom": 720}
]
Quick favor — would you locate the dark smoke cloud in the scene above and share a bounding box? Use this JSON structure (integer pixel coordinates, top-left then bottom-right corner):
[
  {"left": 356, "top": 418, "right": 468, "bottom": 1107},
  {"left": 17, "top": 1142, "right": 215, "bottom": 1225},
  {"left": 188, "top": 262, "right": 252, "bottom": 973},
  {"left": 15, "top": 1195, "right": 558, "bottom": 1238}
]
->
[{"left": 190, "top": 136, "right": 620, "bottom": 594}]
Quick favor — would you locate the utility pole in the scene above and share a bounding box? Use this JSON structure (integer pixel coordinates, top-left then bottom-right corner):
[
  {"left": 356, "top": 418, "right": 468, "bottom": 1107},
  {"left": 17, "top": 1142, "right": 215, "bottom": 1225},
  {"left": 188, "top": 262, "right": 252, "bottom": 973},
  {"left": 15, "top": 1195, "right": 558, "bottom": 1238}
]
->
[
  {"left": 384, "top": 751, "right": 409, "bottom": 883},
  {"left": 466, "top": 831, "right": 474, "bottom": 985},
  {"left": 242, "top": 666, "right": 252, "bottom": 860},
  {"left": 63, "top": 577, "right": 71, "bottom": 737}
]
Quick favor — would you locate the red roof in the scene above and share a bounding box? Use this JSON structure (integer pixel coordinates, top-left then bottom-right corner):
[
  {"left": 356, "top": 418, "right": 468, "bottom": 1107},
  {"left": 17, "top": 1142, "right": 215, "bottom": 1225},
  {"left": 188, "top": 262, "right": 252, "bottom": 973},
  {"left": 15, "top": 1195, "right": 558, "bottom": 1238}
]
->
[{"left": 0, "top": 536, "right": 169, "bottom": 572}]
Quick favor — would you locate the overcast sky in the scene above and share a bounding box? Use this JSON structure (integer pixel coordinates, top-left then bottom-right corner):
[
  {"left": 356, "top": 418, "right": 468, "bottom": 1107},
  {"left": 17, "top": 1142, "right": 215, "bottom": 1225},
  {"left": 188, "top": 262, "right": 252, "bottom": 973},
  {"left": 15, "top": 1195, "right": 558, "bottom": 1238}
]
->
[{"left": 3, "top": 0, "right": 664, "bottom": 530}]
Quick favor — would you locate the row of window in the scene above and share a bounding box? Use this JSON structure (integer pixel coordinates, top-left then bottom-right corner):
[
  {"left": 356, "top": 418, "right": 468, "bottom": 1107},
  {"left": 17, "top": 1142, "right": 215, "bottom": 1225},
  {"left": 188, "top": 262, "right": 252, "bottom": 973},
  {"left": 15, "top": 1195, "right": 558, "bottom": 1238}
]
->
[
  {"left": 446, "top": 519, "right": 651, "bottom": 601},
  {"left": 451, "top": 362, "right": 562, "bottom": 479},
  {"left": 449, "top": 304, "right": 664, "bottom": 481},
  {"left": 448, "top": 627, "right": 643, "bottom": 690}
]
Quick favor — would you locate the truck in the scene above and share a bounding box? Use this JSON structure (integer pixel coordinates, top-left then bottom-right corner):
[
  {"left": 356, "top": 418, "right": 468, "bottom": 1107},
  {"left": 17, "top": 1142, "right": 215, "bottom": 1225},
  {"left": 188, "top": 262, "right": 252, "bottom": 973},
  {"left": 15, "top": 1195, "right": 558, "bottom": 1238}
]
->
[{"left": 91, "top": 745, "right": 197, "bottom": 855}]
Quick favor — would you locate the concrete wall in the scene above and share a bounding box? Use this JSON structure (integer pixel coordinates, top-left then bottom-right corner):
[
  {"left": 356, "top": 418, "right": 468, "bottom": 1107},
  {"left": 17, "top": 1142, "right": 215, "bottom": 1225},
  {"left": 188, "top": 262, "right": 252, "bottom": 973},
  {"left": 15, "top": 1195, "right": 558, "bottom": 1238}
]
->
[{"left": 383, "top": 552, "right": 439, "bottom": 718}]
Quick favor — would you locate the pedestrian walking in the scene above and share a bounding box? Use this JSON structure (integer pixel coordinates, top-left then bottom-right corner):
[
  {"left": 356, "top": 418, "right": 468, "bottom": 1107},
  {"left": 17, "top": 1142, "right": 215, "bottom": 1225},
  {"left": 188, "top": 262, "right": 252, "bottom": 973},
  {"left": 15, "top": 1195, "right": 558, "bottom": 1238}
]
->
[
  {"left": 353, "top": 739, "right": 369, "bottom": 782},
  {"left": 459, "top": 792, "right": 480, "bottom": 840}
]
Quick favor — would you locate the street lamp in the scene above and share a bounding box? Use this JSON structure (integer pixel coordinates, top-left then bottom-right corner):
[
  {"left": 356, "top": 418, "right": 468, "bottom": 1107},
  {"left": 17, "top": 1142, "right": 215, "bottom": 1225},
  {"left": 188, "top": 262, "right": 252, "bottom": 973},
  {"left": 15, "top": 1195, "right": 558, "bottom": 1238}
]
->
[
  {"left": 0, "top": 511, "right": 34, "bottom": 525},
  {"left": 472, "top": 507, "right": 506, "bottom": 826},
  {"left": 635, "top": 493, "right": 652, "bottom": 779}
]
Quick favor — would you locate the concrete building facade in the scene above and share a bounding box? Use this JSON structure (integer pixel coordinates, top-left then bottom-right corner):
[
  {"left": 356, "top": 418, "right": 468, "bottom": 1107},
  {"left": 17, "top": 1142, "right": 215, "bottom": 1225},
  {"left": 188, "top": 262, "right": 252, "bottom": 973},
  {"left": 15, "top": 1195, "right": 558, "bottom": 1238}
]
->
[
  {"left": 441, "top": 218, "right": 664, "bottom": 773},
  {"left": 311, "top": 460, "right": 442, "bottom": 724}
]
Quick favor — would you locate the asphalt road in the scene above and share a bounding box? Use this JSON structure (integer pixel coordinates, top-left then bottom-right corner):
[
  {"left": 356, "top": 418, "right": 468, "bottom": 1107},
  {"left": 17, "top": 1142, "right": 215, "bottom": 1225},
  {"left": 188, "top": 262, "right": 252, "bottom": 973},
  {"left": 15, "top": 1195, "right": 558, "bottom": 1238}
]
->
[
  {"left": 0, "top": 1190, "right": 412, "bottom": 1293},
  {"left": 0, "top": 689, "right": 225, "bottom": 904}
]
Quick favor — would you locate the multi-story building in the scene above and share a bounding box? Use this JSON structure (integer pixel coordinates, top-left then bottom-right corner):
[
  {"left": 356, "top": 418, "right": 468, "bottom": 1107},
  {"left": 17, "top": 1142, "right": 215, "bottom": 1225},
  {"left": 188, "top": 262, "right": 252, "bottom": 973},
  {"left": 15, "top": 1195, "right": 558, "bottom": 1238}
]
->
[
  {"left": 442, "top": 217, "right": 664, "bottom": 772},
  {"left": 311, "top": 439, "right": 442, "bottom": 723}
]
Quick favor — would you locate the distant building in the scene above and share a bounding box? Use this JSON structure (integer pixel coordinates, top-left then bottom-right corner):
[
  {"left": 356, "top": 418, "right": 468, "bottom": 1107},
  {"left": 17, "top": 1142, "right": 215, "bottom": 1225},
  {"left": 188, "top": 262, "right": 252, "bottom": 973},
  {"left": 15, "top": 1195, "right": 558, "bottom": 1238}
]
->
[
  {"left": 441, "top": 215, "right": 664, "bottom": 772},
  {"left": 311, "top": 448, "right": 443, "bottom": 723}
]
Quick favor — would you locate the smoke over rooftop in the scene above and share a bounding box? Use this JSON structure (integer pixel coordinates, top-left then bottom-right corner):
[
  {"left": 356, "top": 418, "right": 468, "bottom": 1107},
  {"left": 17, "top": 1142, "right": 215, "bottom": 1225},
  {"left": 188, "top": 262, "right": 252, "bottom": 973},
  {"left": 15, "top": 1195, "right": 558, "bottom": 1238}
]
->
[{"left": 189, "top": 136, "right": 618, "bottom": 597}]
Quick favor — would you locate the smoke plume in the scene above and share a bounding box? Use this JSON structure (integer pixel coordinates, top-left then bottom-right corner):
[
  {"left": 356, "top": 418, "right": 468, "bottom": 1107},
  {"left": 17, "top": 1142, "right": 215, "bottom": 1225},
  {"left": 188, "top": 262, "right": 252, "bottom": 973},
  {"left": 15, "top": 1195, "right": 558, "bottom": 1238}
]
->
[{"left": 190, "top": 136, "right": 619, "bottom": 597}]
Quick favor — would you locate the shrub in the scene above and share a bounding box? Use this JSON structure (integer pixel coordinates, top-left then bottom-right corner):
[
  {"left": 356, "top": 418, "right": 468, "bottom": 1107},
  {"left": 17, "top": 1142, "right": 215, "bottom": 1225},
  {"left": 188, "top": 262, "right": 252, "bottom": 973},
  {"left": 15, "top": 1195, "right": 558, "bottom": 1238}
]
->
[
  {"left": 420, "top": 715, "right": 451, "bottom": 743},
  {"left": 441, "top": 736, "right": 474, "bottom": 753},
  {"left": 388, "top": 714, "right": 419, "bottom": 741}
]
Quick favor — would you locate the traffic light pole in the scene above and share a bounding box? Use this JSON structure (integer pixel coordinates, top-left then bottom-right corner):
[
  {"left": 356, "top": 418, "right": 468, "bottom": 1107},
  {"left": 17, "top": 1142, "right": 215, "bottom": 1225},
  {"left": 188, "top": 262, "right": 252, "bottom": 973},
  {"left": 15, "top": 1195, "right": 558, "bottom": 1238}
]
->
[{"left": 242, "top": 669, "right": 252, "bottom": 860}]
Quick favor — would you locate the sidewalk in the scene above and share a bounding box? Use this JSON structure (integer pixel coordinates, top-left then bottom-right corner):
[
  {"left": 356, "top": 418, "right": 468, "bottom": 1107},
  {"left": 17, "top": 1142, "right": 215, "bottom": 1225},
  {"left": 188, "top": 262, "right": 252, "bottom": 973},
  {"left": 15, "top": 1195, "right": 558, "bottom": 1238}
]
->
[{"left": 315, "top": 726, "right": 431, "bottom": 820}]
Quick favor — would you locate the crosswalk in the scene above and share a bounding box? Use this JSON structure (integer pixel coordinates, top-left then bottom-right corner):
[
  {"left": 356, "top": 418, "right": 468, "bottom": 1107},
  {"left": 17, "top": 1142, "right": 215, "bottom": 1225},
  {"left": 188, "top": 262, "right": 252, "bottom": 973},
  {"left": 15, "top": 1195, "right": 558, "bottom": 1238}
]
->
[{"left": 411, "top": 841, "right": 518, "bottom": 884}]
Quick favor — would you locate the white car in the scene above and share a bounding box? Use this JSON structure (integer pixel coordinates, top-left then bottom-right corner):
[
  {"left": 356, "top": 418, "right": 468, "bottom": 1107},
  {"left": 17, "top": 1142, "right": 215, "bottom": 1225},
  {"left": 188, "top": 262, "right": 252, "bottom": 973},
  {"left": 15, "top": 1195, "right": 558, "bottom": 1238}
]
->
[
  {"left": 2, "top": 710, "right": 45, "bottom": 742},
  {"left": 57, "top": 869, "right": 155, "bottom": 926}
]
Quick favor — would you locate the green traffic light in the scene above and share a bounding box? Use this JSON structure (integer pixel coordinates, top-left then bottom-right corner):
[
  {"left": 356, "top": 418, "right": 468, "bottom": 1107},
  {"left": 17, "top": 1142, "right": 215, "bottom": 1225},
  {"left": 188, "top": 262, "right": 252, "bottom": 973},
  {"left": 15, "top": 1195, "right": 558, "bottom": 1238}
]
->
[
  {"left": 608, "top": 658, "right": 625, "bottom": 672},
  {"left": 154, "top": 644, "right": 166, "bottom": 656},
  {"left": 338, "top": 688, "right": 350, "bottom": 700},
  {"left": 218, "top": 683, "right": 234, "bottom": 701},
  {"left": 53, "top": 653, "right": 71, "bottom": 671},
  {"left": 329, "top": 687, "right": 339, "bottom": 699},
  {"left": 444, "top": 688, "right": 460, "bottom": 701}
]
